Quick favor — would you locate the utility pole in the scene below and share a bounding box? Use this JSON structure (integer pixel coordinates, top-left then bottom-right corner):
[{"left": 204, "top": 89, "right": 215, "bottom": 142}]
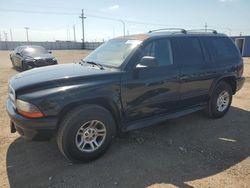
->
[
  {"left": 4, "top": 32, "right": 8, "bottom": 41},
  {"left": 205, "top": 22, "right": 208, "bottom": 32},
  {"left": 24, "top": 27, "right": 29, "bottom": 42},
  {"left": 66, "top": 26, "right": 70, "bottom": 41},
  {"left": 9, "top": 29, "right": 13, "bottom": 41},
  {"left": 4, "top": 31, "right": 8, "bottom": 50},
  {"left": 79, "top": 9, "right": 86, "bottom": 47},
  {"left": 119, "top": 20, "right": 126, "bottom": 36},
  {"left": 73, "top": 24, "right": 76, "bottom": 42}
]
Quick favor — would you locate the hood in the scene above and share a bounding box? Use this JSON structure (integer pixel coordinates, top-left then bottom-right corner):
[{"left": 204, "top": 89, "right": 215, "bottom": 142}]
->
[
  {"left": 10, "top": 63, "right": 120, "bottom": 91},
  {"left": 24, "top": 53, "right": 54, "bottom": 59}
]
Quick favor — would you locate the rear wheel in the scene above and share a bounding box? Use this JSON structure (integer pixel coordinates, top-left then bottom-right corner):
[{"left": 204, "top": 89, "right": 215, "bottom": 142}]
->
[
  {"left": 206, "top": 81, "right": 232, "bottom": 118},
  {"left": 57, "top": 105, "right": 116, "bottom": 163}
]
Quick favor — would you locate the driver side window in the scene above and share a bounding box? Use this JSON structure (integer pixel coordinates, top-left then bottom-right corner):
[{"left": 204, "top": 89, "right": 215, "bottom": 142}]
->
[{"left": 143, "top": 39, "right": 173, "bottom": 66}]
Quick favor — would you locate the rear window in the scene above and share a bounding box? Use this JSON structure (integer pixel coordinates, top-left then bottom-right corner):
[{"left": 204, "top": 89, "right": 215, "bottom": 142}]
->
[
  {"left": 176, "top": 37, "right": 204, "bottom": 64},
  {"left": 204, "top": 37, "right": 239, "bottom": 61}
]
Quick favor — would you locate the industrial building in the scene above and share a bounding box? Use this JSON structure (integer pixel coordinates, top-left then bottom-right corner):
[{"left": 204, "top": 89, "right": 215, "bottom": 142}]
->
[{"left": 231, "top": 36, "right": 250, "bottom": 57}]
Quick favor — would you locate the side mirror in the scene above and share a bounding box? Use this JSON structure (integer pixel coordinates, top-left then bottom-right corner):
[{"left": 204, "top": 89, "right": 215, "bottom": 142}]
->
[
  {"left": 48, "top": 51, "right": 52, "bottom": 54},
  {"left": 136, "top": 56, "right": 158, "bottom": 68},
  {"left": 16, "top": 52, "right": 21, "bottom": 56}
]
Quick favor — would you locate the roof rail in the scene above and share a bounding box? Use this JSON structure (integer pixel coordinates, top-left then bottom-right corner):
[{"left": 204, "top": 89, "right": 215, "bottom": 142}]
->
[
  {"left": 187, "top": 29, "right": 218, "bottom": 34},
  {"left": 148, "top": 28, "right": 187, "bottom": 34}
]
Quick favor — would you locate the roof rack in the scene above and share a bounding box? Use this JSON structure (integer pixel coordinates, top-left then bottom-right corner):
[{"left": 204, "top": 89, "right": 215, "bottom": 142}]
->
[
  {"left": 148, "top": 28, "right": 187, "bottom": 34},
  {"left": 187, "top": 29, "right": 218, "bottom": 34}
]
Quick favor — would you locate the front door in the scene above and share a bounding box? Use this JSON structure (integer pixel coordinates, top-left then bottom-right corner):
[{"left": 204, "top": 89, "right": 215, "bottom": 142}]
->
[{"left": 121, "top": 38, "right": 181, "bottom": 123}]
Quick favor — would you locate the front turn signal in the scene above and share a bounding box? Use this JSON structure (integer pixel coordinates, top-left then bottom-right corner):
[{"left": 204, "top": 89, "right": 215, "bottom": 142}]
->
[{"left": 17, "top": 109, "right": 44, "bottom": 118}]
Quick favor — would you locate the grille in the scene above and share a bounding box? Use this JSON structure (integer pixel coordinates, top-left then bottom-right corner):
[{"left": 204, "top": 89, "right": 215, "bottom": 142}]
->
[{"left": 35, "top": 59, "right": 56, "bottom": 66}]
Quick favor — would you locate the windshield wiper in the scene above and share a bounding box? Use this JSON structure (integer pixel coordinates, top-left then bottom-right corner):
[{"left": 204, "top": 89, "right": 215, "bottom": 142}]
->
[{"left": 80, "top": 59, "right": 104, "bottom": 70}]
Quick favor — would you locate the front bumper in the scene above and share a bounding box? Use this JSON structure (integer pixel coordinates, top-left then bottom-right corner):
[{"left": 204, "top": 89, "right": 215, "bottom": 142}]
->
[
  {"left": 25, "top": 59, "right": 58, "bottom": 69},
  {"left": 6, "top": 99, "right": 57, "bottom": 141},
  {"left": 236, "top": 76, "right": 245, "bottom": 92}
]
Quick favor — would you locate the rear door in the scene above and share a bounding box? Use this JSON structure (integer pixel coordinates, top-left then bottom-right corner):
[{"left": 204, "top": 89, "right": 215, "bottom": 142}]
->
[
  {"left": 174, "top": 36, "right": 212, "bottom": 107},
  {"left": 121, "top": 38, "right": 181, "bottom": 123}
]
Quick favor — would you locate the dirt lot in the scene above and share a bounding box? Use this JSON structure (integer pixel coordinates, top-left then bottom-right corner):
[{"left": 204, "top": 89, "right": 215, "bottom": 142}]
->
[{"left": 0, "top": 50, "right": 250, "bottom": 188}]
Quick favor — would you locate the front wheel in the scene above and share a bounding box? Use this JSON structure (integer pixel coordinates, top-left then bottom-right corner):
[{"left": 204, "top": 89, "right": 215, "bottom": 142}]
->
[
  {"left": 206, "top": 81, "right": 232, "bottom": 118},
  {"left": 57, "top": 105, "right": 116, "bottom": 163}
]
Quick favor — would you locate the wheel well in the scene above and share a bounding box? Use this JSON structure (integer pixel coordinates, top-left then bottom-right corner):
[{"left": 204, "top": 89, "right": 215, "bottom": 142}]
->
[
  {"left": 219, "top": 76, "right": 236, "bottom": 94},
  {"left": 57, "top": 98, "right": 122, "bottom": 131}
]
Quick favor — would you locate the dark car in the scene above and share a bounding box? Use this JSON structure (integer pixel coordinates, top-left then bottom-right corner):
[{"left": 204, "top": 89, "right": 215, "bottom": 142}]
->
[
  {"left": 6, "top": 29, "right": 245, "bottom": 162},
  {"left": 10, "top": 45, "right": 58, "bottom": 70}
]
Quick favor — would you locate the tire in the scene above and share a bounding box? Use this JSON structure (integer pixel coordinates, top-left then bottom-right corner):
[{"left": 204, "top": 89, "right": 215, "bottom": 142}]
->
[
  {"left": 206, "top": 81, "right": 233, "bottom": 118},
  {"left": 57, "top": 105, "right": 116, "bottom": 163}
]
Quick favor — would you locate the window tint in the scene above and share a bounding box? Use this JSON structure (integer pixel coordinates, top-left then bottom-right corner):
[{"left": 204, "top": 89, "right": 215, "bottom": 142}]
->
[
  {"left": 206, "top": 37, "right": 239, "bottom": 60},
  {"left": 177, "top": 37, "right": 204, "bottom": 64},
  {"left": 143, "top": 39, "right": 173, "bottom": 66}
]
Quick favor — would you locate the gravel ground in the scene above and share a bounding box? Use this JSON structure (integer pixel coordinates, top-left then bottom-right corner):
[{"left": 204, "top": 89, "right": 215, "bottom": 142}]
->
[{"left": 0, "top": 50, "right": 250, "bottom": 188}]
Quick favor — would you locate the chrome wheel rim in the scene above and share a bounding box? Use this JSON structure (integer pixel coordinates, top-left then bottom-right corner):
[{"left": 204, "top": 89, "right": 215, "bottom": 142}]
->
[
  {"left": 216, "top": 91, "right": 230, "bottom": 112},
  {"left": 75, "top": 120, "right": 106, "bottom": 152}
]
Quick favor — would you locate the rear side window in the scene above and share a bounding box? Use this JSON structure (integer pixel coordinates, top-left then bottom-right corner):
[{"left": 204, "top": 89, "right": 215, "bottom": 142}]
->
[
  {"left": 204, "top": 37, "right": 239, "bottom": 61},
  {"left": 143, "top": 39, "right": 173, "bottom": 66},
  {"left": 176, "top": 37, "right": 204, "bottom": 64}
]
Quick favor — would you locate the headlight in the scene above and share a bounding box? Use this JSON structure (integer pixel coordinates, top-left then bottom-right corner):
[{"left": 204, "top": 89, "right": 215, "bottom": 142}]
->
[
  {"left": 8, "top": 85, "right": 15, "bottom": 102},
  {"left": 16, "top": 99, "right": 44, "bottom": 118}
]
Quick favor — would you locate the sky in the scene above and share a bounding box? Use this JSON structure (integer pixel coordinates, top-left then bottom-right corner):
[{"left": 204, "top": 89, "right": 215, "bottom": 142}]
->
[{"left": 0, "top": 0, "right": 249, "bottom": 42}]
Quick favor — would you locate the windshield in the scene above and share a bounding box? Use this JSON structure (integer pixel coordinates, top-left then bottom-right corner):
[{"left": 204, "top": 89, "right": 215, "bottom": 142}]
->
[
  {"left": 22, "top": 46, "right": 48, "bottom": 55},
  {"left": 84, "top": 39, "right": 142, "bottom": 67}
]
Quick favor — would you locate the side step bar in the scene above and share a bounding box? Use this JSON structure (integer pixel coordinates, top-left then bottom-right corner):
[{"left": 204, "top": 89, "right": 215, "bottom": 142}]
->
[{"left": 125, "top": 105, "right": 206, "bottom": 131}]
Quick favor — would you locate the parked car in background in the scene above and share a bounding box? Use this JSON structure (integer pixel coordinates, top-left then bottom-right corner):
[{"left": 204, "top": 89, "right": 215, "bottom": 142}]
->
[
  {"left": 10, "top": 45, "right": 57, "bottom": 70},
  {"left": 7, "top": 29, "right": 245, "bottom": 163}
]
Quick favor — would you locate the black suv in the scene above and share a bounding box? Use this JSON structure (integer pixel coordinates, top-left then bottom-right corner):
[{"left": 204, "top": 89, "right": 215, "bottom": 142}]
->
[{"left": 7, "top": 29, "right": 245, "bottom": 162}]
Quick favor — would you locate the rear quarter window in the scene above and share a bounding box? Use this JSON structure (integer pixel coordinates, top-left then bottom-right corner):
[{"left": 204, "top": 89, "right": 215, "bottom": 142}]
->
[{"left": 204, "top": 37, "right": 240, "bottom": 61}]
